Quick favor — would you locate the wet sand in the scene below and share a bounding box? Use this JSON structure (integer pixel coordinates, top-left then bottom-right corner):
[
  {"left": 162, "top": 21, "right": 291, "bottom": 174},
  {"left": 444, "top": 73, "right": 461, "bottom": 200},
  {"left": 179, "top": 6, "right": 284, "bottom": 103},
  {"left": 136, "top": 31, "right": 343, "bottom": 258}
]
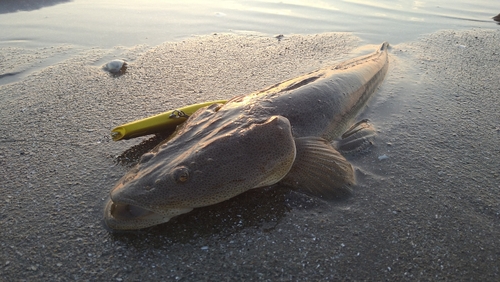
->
[{"left": 1, "top": 30, "right": 499, "bottom": 280}]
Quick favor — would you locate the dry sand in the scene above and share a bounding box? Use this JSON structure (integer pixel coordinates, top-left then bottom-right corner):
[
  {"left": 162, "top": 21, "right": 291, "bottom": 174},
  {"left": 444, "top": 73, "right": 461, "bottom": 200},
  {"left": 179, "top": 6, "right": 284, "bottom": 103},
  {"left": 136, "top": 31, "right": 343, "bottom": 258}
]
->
[{"left": 1, "top": 29, "right": 499, "bottom": 280}]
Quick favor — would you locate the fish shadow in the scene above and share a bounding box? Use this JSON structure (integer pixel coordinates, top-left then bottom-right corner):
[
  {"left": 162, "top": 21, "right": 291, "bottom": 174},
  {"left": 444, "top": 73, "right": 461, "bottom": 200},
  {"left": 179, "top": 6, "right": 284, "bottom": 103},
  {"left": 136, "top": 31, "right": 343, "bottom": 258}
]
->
[
  {"left": 108, "top": 184, "right": 336, "bottom": 248},
  {"left": 113, "top": 130, "right": 175, "bottom": 167}
]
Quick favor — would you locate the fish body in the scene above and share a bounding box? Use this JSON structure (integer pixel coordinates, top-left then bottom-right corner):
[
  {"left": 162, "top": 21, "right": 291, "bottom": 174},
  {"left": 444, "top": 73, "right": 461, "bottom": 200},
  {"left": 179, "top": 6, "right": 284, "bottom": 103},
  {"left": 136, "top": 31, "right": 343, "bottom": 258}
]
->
[{"left": 104, "top": 42, "right": 389, "bottom": 230}]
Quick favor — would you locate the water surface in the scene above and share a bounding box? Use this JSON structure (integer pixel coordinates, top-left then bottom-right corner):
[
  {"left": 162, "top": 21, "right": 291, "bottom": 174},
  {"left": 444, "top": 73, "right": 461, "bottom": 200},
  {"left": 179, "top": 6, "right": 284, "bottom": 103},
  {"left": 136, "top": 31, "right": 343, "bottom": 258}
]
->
[{"left": 0, "top": 0, "right": 497, "bottom": 49}]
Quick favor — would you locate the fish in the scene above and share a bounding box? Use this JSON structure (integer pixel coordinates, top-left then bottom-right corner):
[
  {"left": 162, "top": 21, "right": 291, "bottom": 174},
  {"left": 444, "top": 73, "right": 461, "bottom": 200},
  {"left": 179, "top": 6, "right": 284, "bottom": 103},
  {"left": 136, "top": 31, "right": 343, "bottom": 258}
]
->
[{"left": 104, "top": 42, "right": 389, "bottom": 230}]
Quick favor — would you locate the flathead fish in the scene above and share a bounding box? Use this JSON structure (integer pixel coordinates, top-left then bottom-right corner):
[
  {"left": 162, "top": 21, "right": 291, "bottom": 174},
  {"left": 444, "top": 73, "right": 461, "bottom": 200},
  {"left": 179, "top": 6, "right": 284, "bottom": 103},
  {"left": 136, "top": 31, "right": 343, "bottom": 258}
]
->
[{"left": 104, "top": 42, "right": 389, "bottom": 230}]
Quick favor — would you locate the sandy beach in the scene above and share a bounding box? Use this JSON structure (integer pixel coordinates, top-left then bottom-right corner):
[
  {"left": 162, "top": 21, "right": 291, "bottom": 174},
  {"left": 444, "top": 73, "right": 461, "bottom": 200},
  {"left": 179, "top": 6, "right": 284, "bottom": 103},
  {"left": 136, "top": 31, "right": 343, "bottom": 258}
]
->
[{"left": 1, "top": 29, "right": 499, "bottom": 280}]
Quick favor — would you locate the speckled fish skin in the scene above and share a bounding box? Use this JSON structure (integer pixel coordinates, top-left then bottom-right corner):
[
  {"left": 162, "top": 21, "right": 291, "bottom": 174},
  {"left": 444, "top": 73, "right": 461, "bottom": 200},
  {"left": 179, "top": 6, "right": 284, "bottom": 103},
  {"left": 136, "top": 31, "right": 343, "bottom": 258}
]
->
[{"left": 104, "top": 42, "right": 389, "bottom": 230}]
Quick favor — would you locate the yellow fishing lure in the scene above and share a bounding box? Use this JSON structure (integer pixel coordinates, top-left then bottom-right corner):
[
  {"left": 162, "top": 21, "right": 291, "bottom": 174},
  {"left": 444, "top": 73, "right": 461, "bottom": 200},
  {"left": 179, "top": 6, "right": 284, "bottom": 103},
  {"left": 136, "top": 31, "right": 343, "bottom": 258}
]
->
[{"left": 111, "top": 100, "right": 227, "bottom": 141}]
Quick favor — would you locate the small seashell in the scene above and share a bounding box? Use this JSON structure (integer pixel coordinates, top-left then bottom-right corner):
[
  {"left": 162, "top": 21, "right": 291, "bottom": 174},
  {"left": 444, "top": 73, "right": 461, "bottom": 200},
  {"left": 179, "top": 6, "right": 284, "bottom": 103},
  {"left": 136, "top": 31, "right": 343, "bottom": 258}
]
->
[{"left": 103, "top": 59, "right": 127, "bottom": 75}]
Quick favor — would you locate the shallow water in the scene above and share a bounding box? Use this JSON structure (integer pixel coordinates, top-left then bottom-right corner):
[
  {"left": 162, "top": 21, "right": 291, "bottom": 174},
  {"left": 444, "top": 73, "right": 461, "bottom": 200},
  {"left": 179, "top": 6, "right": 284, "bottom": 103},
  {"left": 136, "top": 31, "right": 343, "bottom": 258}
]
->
[
  {"left": 0, "top": 1, "right": 499, "bottom": 281},
  {"left": 0, "top": 0, "right": 497, "bottom": 48}
]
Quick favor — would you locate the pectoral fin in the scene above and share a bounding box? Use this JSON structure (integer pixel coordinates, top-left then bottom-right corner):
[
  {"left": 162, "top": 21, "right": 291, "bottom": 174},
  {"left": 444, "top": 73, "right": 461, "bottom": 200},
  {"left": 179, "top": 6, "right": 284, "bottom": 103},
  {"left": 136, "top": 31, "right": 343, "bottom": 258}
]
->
[{"left": 280, "top": 137, "right": 355, "bottom": 198}]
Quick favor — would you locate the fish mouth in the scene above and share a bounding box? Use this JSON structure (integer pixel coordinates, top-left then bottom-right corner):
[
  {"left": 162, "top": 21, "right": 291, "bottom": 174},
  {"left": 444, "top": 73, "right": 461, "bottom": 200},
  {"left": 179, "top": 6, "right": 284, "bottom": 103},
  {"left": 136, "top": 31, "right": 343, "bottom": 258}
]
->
[{"left": 103, "top": 199, "right": 193, "bottom": 231}]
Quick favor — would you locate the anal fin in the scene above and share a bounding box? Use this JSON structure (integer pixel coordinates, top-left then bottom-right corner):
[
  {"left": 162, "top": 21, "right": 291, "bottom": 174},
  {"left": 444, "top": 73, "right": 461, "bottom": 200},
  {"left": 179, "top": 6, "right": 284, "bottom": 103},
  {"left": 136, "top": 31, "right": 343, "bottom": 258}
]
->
[{"left": 280, "top": 137, "right": 355, "bottom": 199}]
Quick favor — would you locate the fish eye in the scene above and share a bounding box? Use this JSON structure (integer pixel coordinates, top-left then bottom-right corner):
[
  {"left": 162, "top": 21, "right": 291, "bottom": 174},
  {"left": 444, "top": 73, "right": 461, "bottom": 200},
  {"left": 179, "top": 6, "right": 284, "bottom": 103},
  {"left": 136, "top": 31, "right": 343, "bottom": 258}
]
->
[{"left": 173, "top": 166, "right": 189, "bottom": 183}]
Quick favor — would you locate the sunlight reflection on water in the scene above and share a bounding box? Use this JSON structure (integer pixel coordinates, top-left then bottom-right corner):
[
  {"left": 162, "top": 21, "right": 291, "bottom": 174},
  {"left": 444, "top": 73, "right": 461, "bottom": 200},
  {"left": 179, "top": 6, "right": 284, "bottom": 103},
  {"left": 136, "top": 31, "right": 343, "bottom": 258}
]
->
[{"left": 0, "top": 0, "right": 497, "bottom": 49}]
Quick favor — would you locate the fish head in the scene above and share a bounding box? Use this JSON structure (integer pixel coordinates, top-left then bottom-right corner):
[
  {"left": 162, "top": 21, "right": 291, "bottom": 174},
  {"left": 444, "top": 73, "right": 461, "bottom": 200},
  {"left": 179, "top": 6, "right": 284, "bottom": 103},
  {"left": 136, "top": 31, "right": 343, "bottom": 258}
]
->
[{"left": 104, "top": 105, "right": 296, "bottom": 230}]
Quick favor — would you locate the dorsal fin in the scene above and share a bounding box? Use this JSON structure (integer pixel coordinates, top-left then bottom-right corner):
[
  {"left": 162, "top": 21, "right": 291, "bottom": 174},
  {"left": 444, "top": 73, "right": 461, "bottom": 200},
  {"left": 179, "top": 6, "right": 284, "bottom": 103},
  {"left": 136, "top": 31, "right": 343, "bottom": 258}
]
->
[{"left": 280, "top": 137, "right": 355, "bottom": 198}]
